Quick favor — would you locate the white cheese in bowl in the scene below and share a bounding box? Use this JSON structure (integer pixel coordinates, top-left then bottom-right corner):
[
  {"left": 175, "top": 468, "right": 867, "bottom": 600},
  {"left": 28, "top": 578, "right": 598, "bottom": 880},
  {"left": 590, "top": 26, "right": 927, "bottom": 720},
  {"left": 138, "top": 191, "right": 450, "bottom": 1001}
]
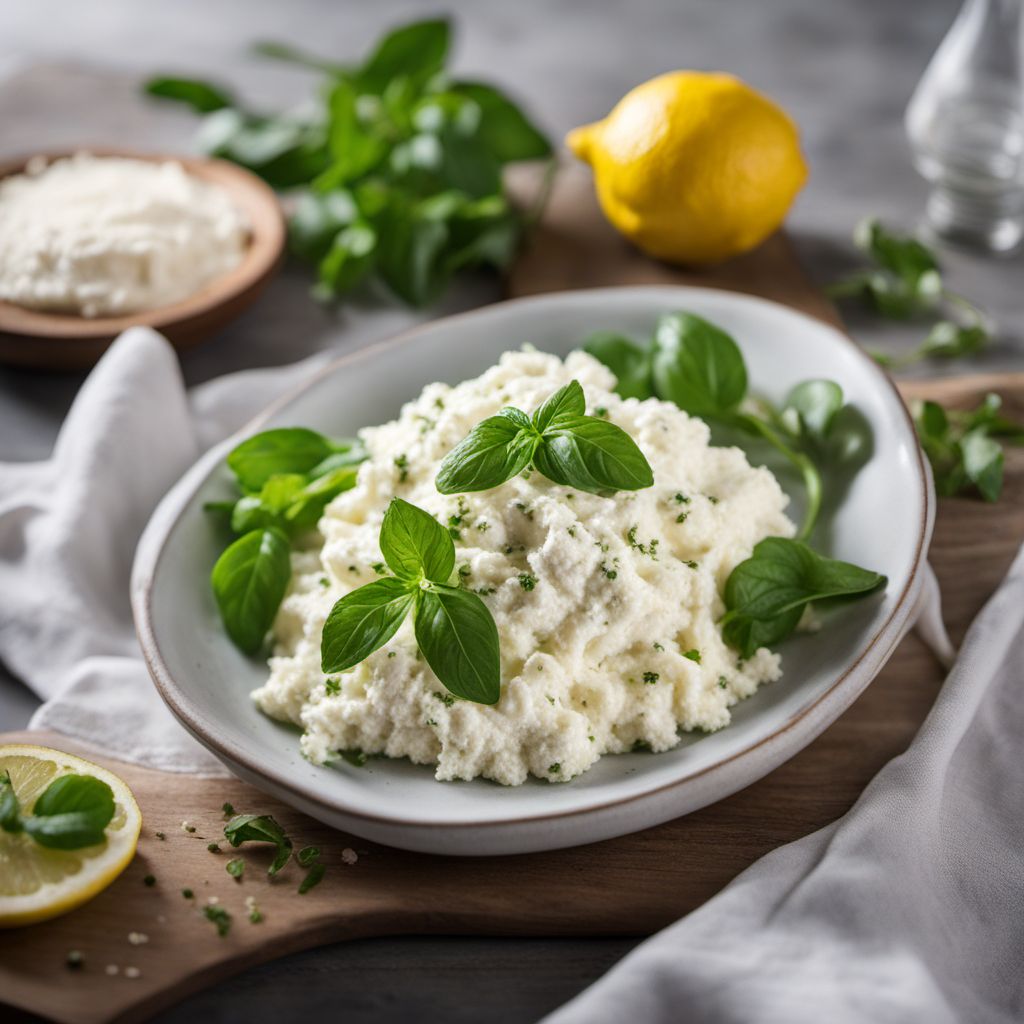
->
[
  {"left": 254, "top": 350, "right": 795, "bottom": 786},
  {"left": 0, "top": 153, "right": 249, "bottom": 318}
]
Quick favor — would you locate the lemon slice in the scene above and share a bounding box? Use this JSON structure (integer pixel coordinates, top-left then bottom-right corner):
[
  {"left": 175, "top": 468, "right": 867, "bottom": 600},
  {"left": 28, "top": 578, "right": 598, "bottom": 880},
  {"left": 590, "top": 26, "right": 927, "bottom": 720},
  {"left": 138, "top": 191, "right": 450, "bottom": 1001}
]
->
[{"left": 0, "top": 744, "right": 142, "bottom": 928}]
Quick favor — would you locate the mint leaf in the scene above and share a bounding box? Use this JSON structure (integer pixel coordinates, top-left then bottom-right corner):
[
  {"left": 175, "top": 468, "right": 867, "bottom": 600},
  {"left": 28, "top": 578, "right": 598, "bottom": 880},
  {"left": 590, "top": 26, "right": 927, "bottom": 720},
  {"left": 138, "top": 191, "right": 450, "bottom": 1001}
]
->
[
  {"left": 379, "top": 497, "right": 455, "bottom": 582},
  {"left": 227, "top": 428, "right": 338, "bottom": 493},
  {"left": 414, "top": 584, "right": 501, "bottom": 704},
  {"left": 224, "top": 814, "right": 293, "bottom": 876},
  {"left": 321, "top": 577, "right": 416, "bottom": 673},
  {"left": 722, "top": 538, "right": 886, "bottom": 657},
  {"left": 144, "top": 76, "right": 234, "bottom": 113},
  {"left": 211, "top": 528, "right": 292, "bottom": 654},
  {"left": 534, "top": 416, "right": 653, "bottom": 493},
  {"left": 21, "top": 774, "right": 115, "bottom": 851},
  {"left": 449, "top": 81, "right": 552, "bottom": 162},
  {"left": 532, "top": 379, "right": 586, "bottom": 432},
  {"left": 960, "top": 428, "right": 1003, "bottom": 502},
  {"left": 357, "top": 18, "right": 450, "bottom": 93},
  {"left": 435, "top": 410, "right": 536, "bottom": 494},
  {"left": 651, "top": 312, "right": 748, "bottom": 417},
  {"left": 582, "top": 333, "right": 654, "bottom": 400}
]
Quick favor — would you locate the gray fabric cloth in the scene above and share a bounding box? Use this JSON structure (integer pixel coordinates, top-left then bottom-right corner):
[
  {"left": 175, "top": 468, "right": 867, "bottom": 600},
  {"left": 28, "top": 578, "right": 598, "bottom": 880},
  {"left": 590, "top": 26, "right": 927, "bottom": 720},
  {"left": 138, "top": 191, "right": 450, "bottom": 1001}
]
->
[{"left": 545, "top": 544, "right": 1024, "bottom": 1024}]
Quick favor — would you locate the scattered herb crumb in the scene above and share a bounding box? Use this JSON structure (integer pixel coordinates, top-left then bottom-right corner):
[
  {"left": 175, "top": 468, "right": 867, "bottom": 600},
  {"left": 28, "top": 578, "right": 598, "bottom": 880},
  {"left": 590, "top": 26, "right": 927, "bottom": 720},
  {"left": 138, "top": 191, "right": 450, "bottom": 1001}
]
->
[
  {"left": 547, "top": 696, "right": 556, "bottom": 705},
  {"left": 245, "top": 895, "right": 264, "bottom": 924},
  {"left": 457, "top": 563, "right": 471, "bottom": 581},
  {"left": 181, "top": 821, "right": 196, "bottom": 833},
  {"left": 518, "top": 572, "right": 538, "bottom": 591},
  {"left": 567, "top": 525, "right": 577, "bottom": 537},
  {"left": 324, "top": 677, "right": 341, "bottom": 697},
  {"left": 182, "top": 888, "right": 194, "bottom": 900},
  {"left": 708, "top": 495, "right": 720, "bottom": 505},
  {"left": 143, "top": 875, "right": 156, "bottom": 887},
  {"left": 718, "top": 676, "right": 729, "bottom": 689},
  {"left": 475, "top": 585, "right": 496, "bottom": 596},
  {"left": 548, "top": 763, "right": 561, "bottom": 775},
  {"left": 675, "top": 512, "right": 689, "bottom": 523},
  {"left": 593, "top": 406, "right": 609, "bottom": 419},
  {"left": 683, "top": 649, "right": 702, "bottom": 664},
  {"left": 476, "top": 519, "right": 490, "bottom": 532},
  {"left": 207, "top": 842, "right": 221, "bottom": 853},
  {"left": 66, "top": 950, "right": 83, "bottom": 970},
  {"left": 600, "top": 560, "right": 618, "bottom": 580},
  {"left": 433, "top": 691, "right": 456, "bottom": 708},
  {"left": 653, "top": 642, "right": 664, "bottom": 652},
  {"left": 340, "top": 749, "right": 367, "bottom": 767},
  {"left": 319, "top": 576, "right": 330, "bottom": 588},
  {"left": 204, "top": 905, "right": 232, "bottom": 937},
  {"left": 297, "top": 845, "right": 320, "bottom": 868},
  {"left": 643, "top": 671, "right": 660, "bottom": 684},
  {"left": 371, "top": 561, "right": 388, "bottom": 576},
  {"left": 674, "top": 493, "right": 691, "bottom": 505},
  {"left": 226, "top": 858, "right": 245, "bottom": 881},
  {"left": 394, "top": 453, "right": 409, "bottom": 483},
  {"left": 154, "top": 831, "right": 166, "bottom": 841},
  {"left": 683, "top": 559, "right": 699, "bottom": 570}
]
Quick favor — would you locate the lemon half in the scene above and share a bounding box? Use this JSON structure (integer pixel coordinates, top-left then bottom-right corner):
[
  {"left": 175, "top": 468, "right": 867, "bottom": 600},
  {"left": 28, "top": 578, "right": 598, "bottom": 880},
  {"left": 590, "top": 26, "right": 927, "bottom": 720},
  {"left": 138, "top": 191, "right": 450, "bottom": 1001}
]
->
[
  {"left": 0, "top": 744, "right": 141, "bottom": 928},
  {"left": 567, "top": 71, "right": 808, "bottom": 266}
]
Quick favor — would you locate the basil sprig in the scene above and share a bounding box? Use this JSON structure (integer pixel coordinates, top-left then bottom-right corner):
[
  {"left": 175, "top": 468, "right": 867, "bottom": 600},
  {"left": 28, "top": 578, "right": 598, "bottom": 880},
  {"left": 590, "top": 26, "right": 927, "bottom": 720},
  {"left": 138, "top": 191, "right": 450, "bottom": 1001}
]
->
[
  {"left": 436, "top": 380, "right": 653, "bottom": 495},
  {"left": 0, "top": 771, "right": 115, "bottom": 850},
  {"left": 145, "top": 18, "right": 552, "bottom": 307},
  {"left": 583, "top": 312, "right": 869, "bottom": 539},
  {"left": 721, "top": 538, "right": 887, "bottom": 657},
  {"left": 913, "top": 392, "right": 1024, "bottom": 502},
  {"left": 828, "top": 218, "right": 991, "bottom": 368},
  {"left": 209, "top": 427, "right": 368, "bottom": 655},
  {"left": 321, "top": 498, "right": 501, "bottom": 704}
]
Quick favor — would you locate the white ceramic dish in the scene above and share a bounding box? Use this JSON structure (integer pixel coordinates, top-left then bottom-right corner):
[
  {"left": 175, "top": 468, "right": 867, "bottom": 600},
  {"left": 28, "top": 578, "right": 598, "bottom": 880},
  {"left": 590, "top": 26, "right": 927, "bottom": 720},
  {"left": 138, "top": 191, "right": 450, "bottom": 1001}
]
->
[{"left": 132, "top": 286, "right": 933, "bottom": 856}]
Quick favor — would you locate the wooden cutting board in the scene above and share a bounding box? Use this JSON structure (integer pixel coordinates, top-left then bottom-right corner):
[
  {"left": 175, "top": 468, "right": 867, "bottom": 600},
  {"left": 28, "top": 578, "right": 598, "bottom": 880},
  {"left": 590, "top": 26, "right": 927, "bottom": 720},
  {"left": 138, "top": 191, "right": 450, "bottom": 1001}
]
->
[{"left": 3, "top": 165, "right": 1024, "bottom": 1024}]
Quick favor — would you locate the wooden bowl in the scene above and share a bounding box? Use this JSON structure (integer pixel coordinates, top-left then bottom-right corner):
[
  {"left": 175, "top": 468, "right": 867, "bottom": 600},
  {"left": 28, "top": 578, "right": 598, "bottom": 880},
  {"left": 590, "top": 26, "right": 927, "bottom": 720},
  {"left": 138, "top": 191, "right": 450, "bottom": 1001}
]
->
[{"left": 0, "top": 150, "right": 286, "bottom": 371}]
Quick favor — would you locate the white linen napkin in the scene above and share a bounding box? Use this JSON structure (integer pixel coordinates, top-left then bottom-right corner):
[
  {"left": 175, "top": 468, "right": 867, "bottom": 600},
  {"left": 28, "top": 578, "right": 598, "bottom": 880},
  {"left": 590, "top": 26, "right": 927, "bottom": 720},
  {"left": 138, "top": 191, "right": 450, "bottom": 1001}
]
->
[
  {"left": 544, "top": 542, "right": 1024, "bottom": 1024},
  {"left": 0, "top": 327, "right": 364, "bottom": 772}
]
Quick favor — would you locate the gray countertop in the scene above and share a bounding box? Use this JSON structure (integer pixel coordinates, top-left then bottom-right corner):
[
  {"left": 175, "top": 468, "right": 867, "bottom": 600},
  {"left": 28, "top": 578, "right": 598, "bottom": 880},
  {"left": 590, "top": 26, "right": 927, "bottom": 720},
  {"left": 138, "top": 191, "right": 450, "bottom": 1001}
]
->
[{"left": 2, "top": 0, "right": 1022, "bottom": 1020}]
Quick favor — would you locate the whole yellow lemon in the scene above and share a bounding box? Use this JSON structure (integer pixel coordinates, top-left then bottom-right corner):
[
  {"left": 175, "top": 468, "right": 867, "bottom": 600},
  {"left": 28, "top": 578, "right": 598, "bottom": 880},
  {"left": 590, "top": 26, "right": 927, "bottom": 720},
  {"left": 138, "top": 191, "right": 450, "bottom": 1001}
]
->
[{"left": 566, "top": 71, "right": 808, "bottom": 266}]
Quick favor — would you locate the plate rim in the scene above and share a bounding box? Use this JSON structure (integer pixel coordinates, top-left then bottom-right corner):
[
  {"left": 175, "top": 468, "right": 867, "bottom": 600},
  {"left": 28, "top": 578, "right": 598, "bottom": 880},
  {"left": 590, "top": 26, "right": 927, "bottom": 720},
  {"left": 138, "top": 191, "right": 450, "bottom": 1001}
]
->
[{"left": 131, "top": 284, "right": 932, "bottom": 832}]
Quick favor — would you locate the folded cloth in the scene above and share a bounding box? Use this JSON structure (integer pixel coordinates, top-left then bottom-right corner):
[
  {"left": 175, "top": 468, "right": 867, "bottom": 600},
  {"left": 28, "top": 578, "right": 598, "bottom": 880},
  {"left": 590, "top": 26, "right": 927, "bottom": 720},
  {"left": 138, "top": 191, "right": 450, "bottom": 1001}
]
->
[
  {"left": 0, "top": 327, "right": 364, "bottom": 772},
  {"left": 544, "top": 544, "right": 1024, "bottom": 1024}
]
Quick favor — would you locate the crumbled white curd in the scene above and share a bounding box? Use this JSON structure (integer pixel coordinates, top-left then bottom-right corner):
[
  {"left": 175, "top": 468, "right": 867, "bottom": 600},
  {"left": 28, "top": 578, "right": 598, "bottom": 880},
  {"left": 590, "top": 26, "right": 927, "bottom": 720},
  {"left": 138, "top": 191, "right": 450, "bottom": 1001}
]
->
[
  {"left": 254, "top": 350, "right": 795, "bottom": 785},
  {"left": 0, "top": 153, "right": 248, "bottom": 317}
]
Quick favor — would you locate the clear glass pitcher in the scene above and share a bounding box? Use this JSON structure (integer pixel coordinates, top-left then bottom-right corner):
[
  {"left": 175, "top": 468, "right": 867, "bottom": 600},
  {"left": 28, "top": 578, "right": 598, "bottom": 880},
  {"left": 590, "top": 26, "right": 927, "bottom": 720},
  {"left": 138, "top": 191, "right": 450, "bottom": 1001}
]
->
[{"left": 906, "top": 0, "right": 1024, "bottom": 253}]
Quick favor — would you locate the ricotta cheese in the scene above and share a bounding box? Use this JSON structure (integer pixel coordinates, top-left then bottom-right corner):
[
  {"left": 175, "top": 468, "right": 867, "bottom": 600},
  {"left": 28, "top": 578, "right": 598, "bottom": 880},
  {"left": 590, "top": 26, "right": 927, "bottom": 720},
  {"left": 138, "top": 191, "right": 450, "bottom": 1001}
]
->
[
  {"left": 253, "top": 350, "right": 795, "bottom": 785},
  {"left": 0, "top": 153, "right": 248, "bottom": 318}
]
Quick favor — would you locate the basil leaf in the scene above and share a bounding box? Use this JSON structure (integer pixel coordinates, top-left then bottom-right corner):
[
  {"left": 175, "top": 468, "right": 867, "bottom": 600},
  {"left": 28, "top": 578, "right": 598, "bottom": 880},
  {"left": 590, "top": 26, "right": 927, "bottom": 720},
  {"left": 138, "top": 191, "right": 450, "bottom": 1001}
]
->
[
  {"left": 0, "top": 771, "right": 22, "bottom": 833},
  {"left": 583, "top": 333, "right": 654, "bottom": 400},
  {"left": 227, "top": 428, "right": 336, "bottom": 493},
  {"left": 960, "top": 428, "right": 1003, "bottom": 502},
  {"left": 436, "top": 411, "right": 536, "bottom": 494},
  {"left": 449, "top": 81, "right": 552, "bottom": 163},
  {"left": 533, "top": 379, "right": 586, "bottom": 432},
  {"left": 325, "top": 80, "right": 387, "bottom": 181},
  {"left": 290, "top": 189, "right": 358, "bottom": 262},
  {"left": 920, "top": 321, "right": 988, "bottom": 361},
  {"left": 781, "top": 380, "right": 844, "bottom": 442},
  {"left": 651, "top": 312, "right": 748, "bottom": 417},
  {"left": 144, "top": 76, "right": 234, "bottom": 113},
  {"left": 284, "top": 465, "right": 360, "bottom": 529},
  {"left": 224, "top": 814, "right": 293, "bottom": 876},
  {"left": 533, "top": 416, "right": 653, "bottom": 493},
  {"left": 250, "top": 40, "right": 344, "bottom": 74},
  {"left": 318, "top": 221, "right": 378, "bottom": 293},
  {"left": 357, "top": 18, "right": 450, "bottom": 93},
  {"left": 321, "top": 577, "right": 416, "bottom": 673},
  {"left": 376, "top": 204, "right": 451, "bottom": 306},
  {"left": 414, "top": 584, "right": 500, "bottom": 704},
  {"left": 963, "top": 394, "right": 1024, "bottom": 441},
  {"left": 855, "top": 217, "right": 939, "bottom": 294},
  {"left": 211, "top": 528, "right": 292, "bottom": 654},
  {"left": 722, "top": 538, "right": 886, "bottom": 657},
  {"left": 21, "top": 774, "right": 115, "bottom": 850},
  {"left": 380, "top": 497, "right": 455, "bottom": 582}
]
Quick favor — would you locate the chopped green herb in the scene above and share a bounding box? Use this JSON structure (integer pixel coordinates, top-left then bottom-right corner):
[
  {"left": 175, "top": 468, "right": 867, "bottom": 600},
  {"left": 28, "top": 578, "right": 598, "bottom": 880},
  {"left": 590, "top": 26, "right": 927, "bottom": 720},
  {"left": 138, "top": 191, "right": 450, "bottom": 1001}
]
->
[
  {"left": 433, "top": 690, "right": 456, "bottom": 708},
  {"left": 457, "top": 563, "right": 472, "bottom": 580},
  {"left": 426, "top": 718, "right": 439, "bottom": 726},
  {"left": 642, "top": 671, "right": 660, "bottom": 684},
  {"left": 297, "top": 845, "right": 320, "bottom": 867},
  {"left": 66, "top": 950, "right": 84, "bottom": 970},
  {"left": 340, "top": 749, "right": 368, "bottom": 767},
  {"left": 683, "top": 649, "right": 701, "bottom": 663},
  {"left": 154, "top": 831, "right": 166, "bottom": 840},
  {"left": 371, "top": 561, "right": 388, "bottom": 576},
  {"left": 324, "top": 677, "right": 341, "bottom": 696},
  {"left": 475, "top": 585, "right": 496, "bottom": 596},
  {"left": 567, "top": 526, "right": 577, "bottom": 538},
  {"left": 387, "top": 650, "right": 397, "bottom": 657},
  {"left": 222, "top": 803, "right": 235, "bottom": 818},
  {"left": 547, "top": 763, "right": 561, "bottom": 775},
  {"left": 143, "top": 875, "right": 156, "bottom": 887},
  {"left": 674, "top": 493, "right": 691, "bottom": 505},
  {"left": 204, "top": 905, "right": 232, "bottom": 937},
  {"left": 718, "top": 676, "right": 729, "bottom": 689},
  {"left": 476, "top": 520, "right": 490, "bottom": 532},
  {"left": 683, "top": 559, "right": 699, "bottom": 570},
  {"left": 223, "top": 814, "right": 293, "bottom": 876},
  {"left": 653, "top": 642, "right": 664, "bottom": 651},
  {"left": 226, "top": 858, "right": 245, "bottom": 881},
  {"left": 319, "top": 576, "right": 330, "bottom": 588},
  {"left": 600, "top": 560, "right": 618, "bottom": 580},
  {"left": 299, "top": 862, "right": 326, "bottom": 894},
  {"left": 675, "top": 512, "right": 688, "bottom": 524},
  {"left": 182, "top": 888, "right": 194, "bottom": 899},
  {"left": 207, "top": 842, "right": 221, "bottom": 853},
  {"left": 627, "top": 525, "right": 658, "bottom": 558},
  {"left": 547, "top": 695, "right": 556, "bottom": 705},
  {"left": 707, "top": 496, "right": 719, "bottom": 505},
  {"left": 518, "top": 572, "right": 538, "bottom": 591},
  {"left": 593, "top": 406, "right": 609, "bottom": 419},
  {"left": 247, "top": 898, "right": 264, "bottom": 924},
  {"left": 394, "top": 454, "right": 409, "bottom": 483}
]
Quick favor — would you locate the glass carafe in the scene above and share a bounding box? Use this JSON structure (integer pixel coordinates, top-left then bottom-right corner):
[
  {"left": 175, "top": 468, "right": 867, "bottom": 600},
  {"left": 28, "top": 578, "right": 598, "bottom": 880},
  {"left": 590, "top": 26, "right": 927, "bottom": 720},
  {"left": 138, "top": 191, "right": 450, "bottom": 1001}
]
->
[{"left": 906, "top": 0, "right": 1024, "bottom": 253}]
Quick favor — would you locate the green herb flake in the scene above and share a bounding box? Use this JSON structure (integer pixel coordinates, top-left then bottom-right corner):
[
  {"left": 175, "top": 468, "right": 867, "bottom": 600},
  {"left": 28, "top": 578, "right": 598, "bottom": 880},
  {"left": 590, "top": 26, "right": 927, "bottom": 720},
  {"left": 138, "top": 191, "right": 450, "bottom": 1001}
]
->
[
  {"left": 547, "top": 763, "right": 561, "bottom": 775},
  {"left": 340, "top": 749, "right": 368, "bottom": 767},
  {"left": 433, "top": 691, "right": 456, "bottom": 708},
  {"left": 371, "top": 561, "right": 388, "bottom": 576},
  {"left": 593, "top": 406, "right": 609, "bottom": 419},
  {"left": 718, "top": 676, "right": 729, "bottom": 690},
  {"left": 143, "top": 874, "right": 156, "bottom": 887},
  {"left": 518, "top": 572, "right": 538, "bottom": 592},
  {"left": 299, "top": 862, "right": 326, "bottom": 895},
  {"left": 66, "top": 950, "right": 84, "bottom": 970},
  {"left": 182, "top": 888, "right": 194, "bottom": 899},
  {"left": 154, "top": 831, "right": 166, "bottom": 840},
  {"left": 204, "top": 905, "right": 232, "bottom": 937},
  {"left": 226, "top": 858, "right": 245, "bottom": 881},
  {"left": 222, "top": 803, "right": 235, "bottom": 818},
  {"left": 394, "top": 454, "right": 410, "bottom": 483},
  {"left": 683, "top": 649, "right": 701, "bottom": 664},
  {"left": 297, "top": 845, "right": 320, "bottom": 868},
  {"left": 319, "top": 576, "right": 330, "bottom": 588},
  {"left": 324, "top": 678, "right": 341, "bottom": 697},
  {"left": 674, "top": 493, "right": 691, "bottom": 505},
  {"left": 207, "top": 842, "right": 221, "bottom": 853},
  {"left": 653, "top": 642, "right": 664, "bottom": 651},
  {"left": 642, "top": 671, "right": 660, "bottom": 684},
  {"left": 683, "top": 559, "right": 699, "bottom": 570},
  {"left": 223, "top": 814, "right": 293, "bottom": 877}
]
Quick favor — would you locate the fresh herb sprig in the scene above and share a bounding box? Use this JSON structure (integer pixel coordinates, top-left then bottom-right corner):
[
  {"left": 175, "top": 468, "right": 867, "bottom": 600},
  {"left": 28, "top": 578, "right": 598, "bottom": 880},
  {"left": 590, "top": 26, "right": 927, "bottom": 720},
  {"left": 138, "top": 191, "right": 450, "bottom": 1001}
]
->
[
  {"left": 321, "top": 497, "right": 501, "bottom": 704},
  {"left": 721, "top": 538, "right": 886, "bottom": 657},
  {"left": 209, "top": 427, "right": 367, "bottom": 654},
  {"left": 913, "top": 392, "right": 1024, "bottom": 502},
  {"left": 436, "top": 379, "right": 653, "bottom": 495},
  {"left": 0, "top": 771, "right": 115, "bottom": 850},
  {"left": 145, "top": 18, "right": 552, "bottom": 306},
  {"left": 584, "top": 313, "right": 866, "bottom": 539},
  {"left": 828, "top": 218, "right": 992, "bottom": 368}
]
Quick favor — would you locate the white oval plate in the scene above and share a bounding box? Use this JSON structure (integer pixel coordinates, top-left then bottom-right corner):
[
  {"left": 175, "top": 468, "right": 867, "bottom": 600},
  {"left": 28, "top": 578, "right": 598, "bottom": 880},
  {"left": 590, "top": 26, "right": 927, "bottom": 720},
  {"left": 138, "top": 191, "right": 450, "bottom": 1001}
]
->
[{"left": 132, "top": 286, "right": 933, "bottom": 856}]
